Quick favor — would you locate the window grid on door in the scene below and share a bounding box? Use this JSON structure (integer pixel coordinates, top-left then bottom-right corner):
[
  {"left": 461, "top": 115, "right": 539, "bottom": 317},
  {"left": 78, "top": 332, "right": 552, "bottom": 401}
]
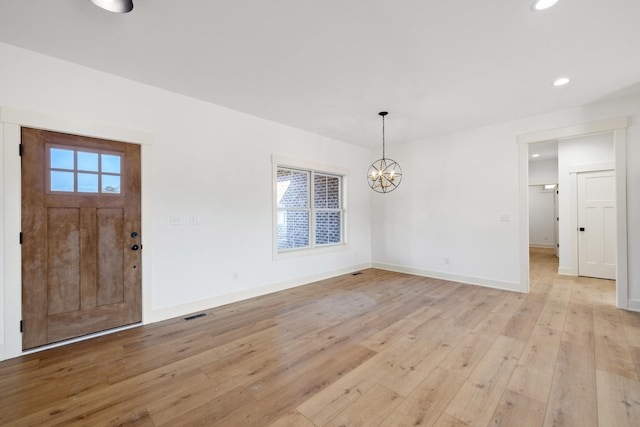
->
[{"left": 47, "top": 144, "right": 123, "bottom": 195}]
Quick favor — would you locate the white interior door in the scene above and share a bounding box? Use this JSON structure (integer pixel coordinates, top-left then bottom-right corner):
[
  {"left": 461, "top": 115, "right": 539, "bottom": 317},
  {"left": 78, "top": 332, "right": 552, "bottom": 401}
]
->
[{"left": 577, "top": 170, "right": 616, "bottom": 280}]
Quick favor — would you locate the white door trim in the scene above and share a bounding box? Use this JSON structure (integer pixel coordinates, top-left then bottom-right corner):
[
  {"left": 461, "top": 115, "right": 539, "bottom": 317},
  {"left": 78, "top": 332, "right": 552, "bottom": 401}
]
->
[
  {"left": 1, "top": 107, "right": 153, "bottom": 361},
  {"left": 517, "top": 117, "right": 629, "bottom": 308}
]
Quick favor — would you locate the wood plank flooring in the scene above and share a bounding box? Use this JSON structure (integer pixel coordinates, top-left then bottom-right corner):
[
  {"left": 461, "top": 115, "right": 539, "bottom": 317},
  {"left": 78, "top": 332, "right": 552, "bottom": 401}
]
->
[{"left": 1, "top": 248, "right": 640, "bottom": 426}]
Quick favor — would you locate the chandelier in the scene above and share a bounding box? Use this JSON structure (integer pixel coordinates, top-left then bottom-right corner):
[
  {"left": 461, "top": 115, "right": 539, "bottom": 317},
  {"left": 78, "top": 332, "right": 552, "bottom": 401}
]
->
[{"left": 367, "top": 112, "right": 402, "bottom": 193}]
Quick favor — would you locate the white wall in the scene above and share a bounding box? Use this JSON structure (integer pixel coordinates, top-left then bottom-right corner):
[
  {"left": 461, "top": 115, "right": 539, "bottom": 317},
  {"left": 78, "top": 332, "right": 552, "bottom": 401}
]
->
[
  {"left": 371, "top": 92, "right": 640, "bottom": 304},
  {"left": 529, "top": 158, "right": 558, "bottom": 185},
  {"left": 0, "top": 42, "right": 372, "bottom": 360},
  {"left": 529, "top": 186, "right": 555, "bottom": 248},
  {"left": 528, "top": 154, "right": 558, "bottom": 249},
  {"left": 557, "top": 133, "right": 614, "bottom": 274},
  {"left": 371, "top": 124, "right": 522, "bottom": 291}
]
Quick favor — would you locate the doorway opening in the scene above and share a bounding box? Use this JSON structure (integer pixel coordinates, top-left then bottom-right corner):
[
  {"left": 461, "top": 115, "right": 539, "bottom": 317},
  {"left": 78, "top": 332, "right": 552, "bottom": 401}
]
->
[
  {"left": 518, "top": 117, "right": 628, "bottom": 308},
  {"left": 528, "top": 140, "right": 558, "bottom": 259}
]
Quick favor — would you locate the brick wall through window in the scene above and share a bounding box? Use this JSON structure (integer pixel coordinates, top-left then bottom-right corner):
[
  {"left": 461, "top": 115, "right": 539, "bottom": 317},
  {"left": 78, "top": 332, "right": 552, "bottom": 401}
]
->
[{"left": 276, "top": 166, "right": 343, "bottom": 251}]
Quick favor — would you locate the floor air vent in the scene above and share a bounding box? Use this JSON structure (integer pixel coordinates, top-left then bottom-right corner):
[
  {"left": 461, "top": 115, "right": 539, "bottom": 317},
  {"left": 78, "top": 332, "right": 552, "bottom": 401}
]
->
[
  {"left": 183, "top": 313, "right": 208, "bottom": 321},
  {"left": 352, "top": 272, "right": 363, "bottom": 276}
]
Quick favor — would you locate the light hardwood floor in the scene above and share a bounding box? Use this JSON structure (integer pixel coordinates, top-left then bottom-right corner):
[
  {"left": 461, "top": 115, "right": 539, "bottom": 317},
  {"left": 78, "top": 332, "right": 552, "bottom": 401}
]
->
[{"left": 1, "top": 249, "right": 640, "bottom": 426}]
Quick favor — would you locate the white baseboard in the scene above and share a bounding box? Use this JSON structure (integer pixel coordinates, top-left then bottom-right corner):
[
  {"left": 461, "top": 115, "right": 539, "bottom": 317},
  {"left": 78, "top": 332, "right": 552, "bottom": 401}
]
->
[
  {"left": 529, "top": 244, "right": 555, "bottom": 249},
  {"left": 145, "top": 263, "right": 373, "bottom": 324},
  {"left": 627, "top": 299, "right": 640, "bottom": 312},
  {"left": 558, "top": 267, "right": 576, "bottom": 276},
  {"left": 371, "top": 262, "right": 524, "bottom": 293}
]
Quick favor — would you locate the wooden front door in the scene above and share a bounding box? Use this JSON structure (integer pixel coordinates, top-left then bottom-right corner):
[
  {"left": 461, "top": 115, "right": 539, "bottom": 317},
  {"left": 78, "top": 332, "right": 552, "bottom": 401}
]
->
[{"left": 21, "top": 127, "right": 142, "bottom": 350}]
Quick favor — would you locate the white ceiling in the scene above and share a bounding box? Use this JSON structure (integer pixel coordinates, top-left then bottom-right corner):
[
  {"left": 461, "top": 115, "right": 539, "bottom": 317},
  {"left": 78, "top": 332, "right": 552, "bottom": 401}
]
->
[
  {"left": 529, "top": 140, "right": 558, "bottom": 162},
  {"left": 0, "top": 0, "right": 639, "bottom": 149}
]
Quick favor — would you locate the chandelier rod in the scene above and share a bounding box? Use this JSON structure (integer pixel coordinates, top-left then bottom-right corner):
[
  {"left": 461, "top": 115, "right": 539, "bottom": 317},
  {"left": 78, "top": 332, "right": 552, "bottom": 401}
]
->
[
  {"left": 382, "top": 114, "right": 385, "bottom": 159},
  {"left": 380, "top": 111, "right": 388, "bottom": 159}
]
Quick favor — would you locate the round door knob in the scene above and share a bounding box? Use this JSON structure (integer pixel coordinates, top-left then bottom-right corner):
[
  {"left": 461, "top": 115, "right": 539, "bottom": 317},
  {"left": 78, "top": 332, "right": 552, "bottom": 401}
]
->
[{"left": 131, "top": 244, "right": 139, "bottom": 251}]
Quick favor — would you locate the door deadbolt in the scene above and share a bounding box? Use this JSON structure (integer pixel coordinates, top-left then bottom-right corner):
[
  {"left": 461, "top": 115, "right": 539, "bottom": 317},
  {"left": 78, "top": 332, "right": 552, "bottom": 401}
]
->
[{"left": 131, "top": 231, "right": 139, "bottom": 238}]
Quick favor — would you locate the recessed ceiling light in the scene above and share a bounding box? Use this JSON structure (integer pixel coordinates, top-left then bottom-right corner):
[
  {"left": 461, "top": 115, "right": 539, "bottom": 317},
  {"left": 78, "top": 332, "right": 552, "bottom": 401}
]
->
[
  {"left": 532, "top": 0, "right": 559, "bottom": 11},
  {"left": 90, "top": 0, "right": 134, "bottom": 13},
  {"left": 553, "top": 77, "right": 571, "bottom": 87},
  {"left": 532, "top": 153, "right": 540, "bottom": 158}
]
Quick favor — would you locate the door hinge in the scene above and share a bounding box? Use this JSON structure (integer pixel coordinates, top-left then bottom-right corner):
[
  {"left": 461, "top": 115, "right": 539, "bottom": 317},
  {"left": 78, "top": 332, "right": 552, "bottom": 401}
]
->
[
  {"left": 557, "top": 244, "right": 560, "bottom": 248},
  {"left": 19, "top": 143, "right": 23, "bottom": 157},
  {"left": 20, "top": 232, "right": 23, "bottom": 245},
  {"left": 20, "top": 320, "right": 23, "bottom": 333}
]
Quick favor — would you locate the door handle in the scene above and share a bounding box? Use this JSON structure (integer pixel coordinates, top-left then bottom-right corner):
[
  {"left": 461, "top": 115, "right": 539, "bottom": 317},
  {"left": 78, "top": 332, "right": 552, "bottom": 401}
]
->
[
  {"left": 131, "top": 244, "right": 140, "bottom": 251},
  {"left": 579, "top": 227, "right": 585, "bottom": 232}
]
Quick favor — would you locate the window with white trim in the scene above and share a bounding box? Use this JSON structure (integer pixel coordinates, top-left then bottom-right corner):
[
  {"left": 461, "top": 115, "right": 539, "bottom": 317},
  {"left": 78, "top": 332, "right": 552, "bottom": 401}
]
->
[{"left": 276, "top": 166, "right": 344, "bottom": 252}]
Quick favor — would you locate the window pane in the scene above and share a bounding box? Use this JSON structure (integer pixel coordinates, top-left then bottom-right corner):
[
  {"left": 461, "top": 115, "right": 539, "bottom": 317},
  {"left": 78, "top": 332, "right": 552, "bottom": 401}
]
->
[
  {"left": 102, "top": 174, "right": 121, "bottom": 194},
  {"left": 315, "top": 211, "right": 341, "bottom": 245},
  {"left": 277, "top": 210, "right": 309, "bottom": 250},
  {"left": 277, "top": 169, "right": 309, "bottom": 208},
  {"left": 314, "top": 175, "right": 327, "bottom": 208},
  {"left": 77, "top": 173, "right": 99, "bottom": 193},
  {"left": 314, "top": 174, "right": 340, "bottom": 209},
  {"left": 50, "top": 148, "right": 74, "bottom": 170},
  {"left": 102, "top": 154, "right": 121, "bottom": 174},
  {"left": 326, "top": 176, "right": 340, "bottom": 209},
  {"left": 51, "top": 171, "right": 74, "bottom": 192},
  {"left": 77, "top": 151, "right": 99, "bottom": 172}
]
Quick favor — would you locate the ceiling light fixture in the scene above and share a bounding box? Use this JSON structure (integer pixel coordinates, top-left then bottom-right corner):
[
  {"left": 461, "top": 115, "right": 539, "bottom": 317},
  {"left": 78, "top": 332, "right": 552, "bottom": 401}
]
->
[
  {"left": 367, "top": 112, "right": 402, "bottom": 193},
  {"left": 532, "top": 0, "right": 559, "bottom": 11},
  {"left": 553, "top": 77, "right": 571, "bottom": 86},
  {"left": 90, "top": 0, "right": 134, "bottom": 13}
]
